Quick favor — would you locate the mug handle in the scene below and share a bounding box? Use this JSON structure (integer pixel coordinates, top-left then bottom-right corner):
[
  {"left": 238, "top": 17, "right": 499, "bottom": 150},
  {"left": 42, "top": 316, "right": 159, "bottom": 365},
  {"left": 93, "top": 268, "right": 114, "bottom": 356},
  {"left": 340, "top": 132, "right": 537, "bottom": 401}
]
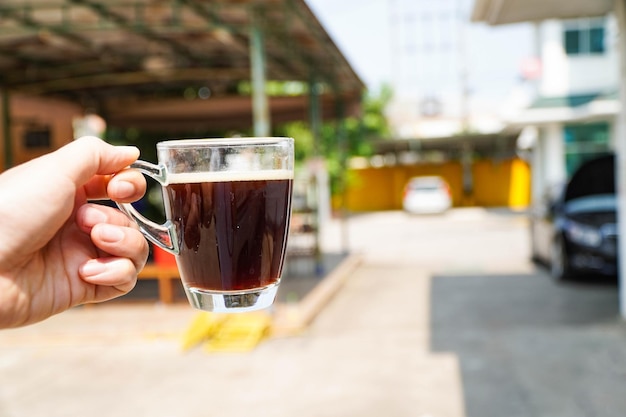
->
[{"left": 116, "top": 160, "right": 179, "bottom": 254}]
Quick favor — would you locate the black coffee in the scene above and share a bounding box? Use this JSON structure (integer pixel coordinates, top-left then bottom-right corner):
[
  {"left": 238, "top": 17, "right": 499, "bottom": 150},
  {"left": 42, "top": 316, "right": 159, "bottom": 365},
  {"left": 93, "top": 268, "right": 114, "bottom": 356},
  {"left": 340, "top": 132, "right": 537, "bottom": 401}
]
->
[{"left": 164, "top": 174, "right": 292, "bottom": 292}]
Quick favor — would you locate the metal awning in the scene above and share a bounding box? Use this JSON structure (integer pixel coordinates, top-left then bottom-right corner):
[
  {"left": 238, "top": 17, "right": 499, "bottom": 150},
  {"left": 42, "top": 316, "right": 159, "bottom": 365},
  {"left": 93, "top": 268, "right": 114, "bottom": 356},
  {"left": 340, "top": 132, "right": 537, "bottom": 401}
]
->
[
  {"left": 504, "top": 92, "right": 620, "bottom": 127},
  {"left": 471, "top": 0, "right": 613, "bottom": 24},
  {"left": 372, "top": 133, "right": 520, "bottom": 160},
  {"left": 105, "top": 90, "right": 362, "bottom": 131},
  {"left": 0, "top": 0, "right": 364, "bottom": 128}
]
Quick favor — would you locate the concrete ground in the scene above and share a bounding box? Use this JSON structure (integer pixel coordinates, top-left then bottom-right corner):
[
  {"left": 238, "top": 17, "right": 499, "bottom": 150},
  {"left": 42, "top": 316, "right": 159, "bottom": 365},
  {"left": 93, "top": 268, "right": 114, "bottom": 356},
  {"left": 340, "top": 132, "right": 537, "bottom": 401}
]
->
[{"left": 1, "top": 208, "right": 625, "bottom": 417}]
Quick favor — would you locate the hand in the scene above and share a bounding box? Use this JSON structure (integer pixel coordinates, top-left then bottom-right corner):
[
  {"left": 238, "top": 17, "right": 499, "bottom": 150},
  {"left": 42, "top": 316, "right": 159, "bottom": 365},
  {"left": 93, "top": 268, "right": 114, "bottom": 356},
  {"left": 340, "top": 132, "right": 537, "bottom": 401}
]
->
[{"left": 0, "top": 136, "right": 149, "bottom": 328}]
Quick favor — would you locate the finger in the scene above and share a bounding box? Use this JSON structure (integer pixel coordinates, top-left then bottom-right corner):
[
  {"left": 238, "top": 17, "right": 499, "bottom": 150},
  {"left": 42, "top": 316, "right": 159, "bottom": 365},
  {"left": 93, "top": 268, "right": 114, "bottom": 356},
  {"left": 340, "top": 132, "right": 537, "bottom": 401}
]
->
[
  {"left": 51, "top": 136, "right": 140, "bottom": 187},
  {"left": 90, "top": 223, "right": 149, "bottom": 271},
  {"left": 107, "top": 169, "right": 146, "bottom": 203},
  {"left": 82, "top": 169, "right": 146, "bottom": 202},
  {"left": 76, "top": 203, "right": 138, "bottom": 234},
  {"left": 79, "top": 257, "right": 137, "bottom": 299}
]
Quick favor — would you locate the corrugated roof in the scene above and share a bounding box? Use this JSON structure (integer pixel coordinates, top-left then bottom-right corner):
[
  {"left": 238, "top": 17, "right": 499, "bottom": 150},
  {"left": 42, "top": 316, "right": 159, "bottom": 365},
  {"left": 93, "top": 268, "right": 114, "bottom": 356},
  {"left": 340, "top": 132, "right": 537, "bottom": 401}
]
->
[
  {"left": 471, "top": 0, "right": 613, "bottom": 25},
  {"left": 0, "top": 0, "right": 364, "bottom": 128}
]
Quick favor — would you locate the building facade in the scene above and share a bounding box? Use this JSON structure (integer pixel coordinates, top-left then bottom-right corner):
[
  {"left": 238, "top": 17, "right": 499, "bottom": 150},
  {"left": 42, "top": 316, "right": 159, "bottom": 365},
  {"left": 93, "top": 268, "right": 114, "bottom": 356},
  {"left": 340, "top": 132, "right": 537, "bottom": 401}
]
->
[
  {"left": 386, "top": 0, "right": 534, "bottom": 139},
  {"left": 511, "top": 15, "right": 619, "bottom": 201}
]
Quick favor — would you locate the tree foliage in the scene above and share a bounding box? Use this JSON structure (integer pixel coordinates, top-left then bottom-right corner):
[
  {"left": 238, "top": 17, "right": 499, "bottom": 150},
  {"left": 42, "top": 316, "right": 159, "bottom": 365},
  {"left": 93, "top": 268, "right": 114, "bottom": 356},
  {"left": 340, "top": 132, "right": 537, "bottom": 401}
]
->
[
  {"left": 107, "top": 84, "right": 393, "bottom": 205},
  {"left": 277, "top": 84, "right": 392, "bottom": 195}
]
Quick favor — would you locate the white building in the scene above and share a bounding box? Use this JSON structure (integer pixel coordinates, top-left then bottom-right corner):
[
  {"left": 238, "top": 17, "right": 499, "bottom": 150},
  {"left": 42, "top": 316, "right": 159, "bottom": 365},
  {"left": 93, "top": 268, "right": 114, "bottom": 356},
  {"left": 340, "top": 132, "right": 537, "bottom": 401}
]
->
[
  {"left": 471, "top": 0, "right": 626, "bottom": 320},
  {"left": 505, "top": 16, "right": 620, "bottom": 201},
  {"left": 386, "top": 0, "right": 534, "bottom": 139}
]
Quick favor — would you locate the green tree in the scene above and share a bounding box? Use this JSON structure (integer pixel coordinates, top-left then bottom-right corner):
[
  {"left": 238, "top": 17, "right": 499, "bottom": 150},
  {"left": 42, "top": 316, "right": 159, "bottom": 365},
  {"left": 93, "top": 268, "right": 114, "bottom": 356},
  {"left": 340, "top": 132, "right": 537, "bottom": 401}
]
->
[{"left": 277, "top": 84, "right": 392, "bottom": 196}]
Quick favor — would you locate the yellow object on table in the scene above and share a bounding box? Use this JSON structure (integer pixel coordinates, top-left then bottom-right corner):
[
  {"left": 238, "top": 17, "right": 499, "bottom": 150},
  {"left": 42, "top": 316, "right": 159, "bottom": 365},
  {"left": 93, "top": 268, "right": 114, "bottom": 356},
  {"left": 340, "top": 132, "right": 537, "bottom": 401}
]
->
[
  {"left": 180, "top": 312, "right": 226, "bottom": 351},
  {"left": 205, "top": 312, "right": 272, "bottom": 353}
]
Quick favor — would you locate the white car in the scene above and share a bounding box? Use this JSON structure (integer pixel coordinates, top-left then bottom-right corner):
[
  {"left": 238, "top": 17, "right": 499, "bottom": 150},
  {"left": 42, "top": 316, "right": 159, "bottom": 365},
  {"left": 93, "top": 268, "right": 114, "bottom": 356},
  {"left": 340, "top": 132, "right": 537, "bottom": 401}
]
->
[{"left": 402, "top": 176, "right": 452, "bottom": 214}]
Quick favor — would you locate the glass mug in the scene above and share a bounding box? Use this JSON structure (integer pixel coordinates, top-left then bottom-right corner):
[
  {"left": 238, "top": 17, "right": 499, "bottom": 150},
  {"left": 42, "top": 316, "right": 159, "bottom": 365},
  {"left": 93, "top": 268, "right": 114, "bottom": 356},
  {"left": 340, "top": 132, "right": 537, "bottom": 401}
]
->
[{"left": 118, "top": 137, "right": 294, "bottom": 313}]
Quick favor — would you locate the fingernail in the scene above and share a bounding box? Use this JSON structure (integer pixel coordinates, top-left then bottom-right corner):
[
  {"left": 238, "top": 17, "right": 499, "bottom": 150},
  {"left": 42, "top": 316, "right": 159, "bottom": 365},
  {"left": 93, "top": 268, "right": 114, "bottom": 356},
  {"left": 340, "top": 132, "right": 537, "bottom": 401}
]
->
[
  {"left": 80, "top": 260, "right": 107, "bottom": 277},
  {"left": 82, "top": 205, "right": 107, "bottom": 227},
  {"left": 118, "top": 146, "right": 140, "bottom": 158},
  {"left": 118, "top": 145, "right": 138, "bottom": 151},
  {"left": 98, "top": 224, "right": 124, "bottom": 243},
  {"left": 110, "top": 180, "right": 136, "bottom": 198}
]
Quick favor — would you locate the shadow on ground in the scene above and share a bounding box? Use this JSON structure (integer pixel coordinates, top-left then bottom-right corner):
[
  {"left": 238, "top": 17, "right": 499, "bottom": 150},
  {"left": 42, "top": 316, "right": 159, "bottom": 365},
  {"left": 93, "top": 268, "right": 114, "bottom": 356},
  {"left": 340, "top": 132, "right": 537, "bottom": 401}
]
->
[{"left": 429, "top": 269, "right": 626, "bottom": 417}]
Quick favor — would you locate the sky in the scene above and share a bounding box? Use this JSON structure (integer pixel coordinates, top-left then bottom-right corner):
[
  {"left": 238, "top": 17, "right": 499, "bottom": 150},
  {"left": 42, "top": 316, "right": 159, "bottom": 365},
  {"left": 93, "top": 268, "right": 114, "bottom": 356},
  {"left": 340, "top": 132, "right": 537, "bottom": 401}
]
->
[
  {"left": 305, "top": 0, "right": 394, "bottom": 89},
  {"left": 305, "top": 0, "right": 535, "bottom": 103}
]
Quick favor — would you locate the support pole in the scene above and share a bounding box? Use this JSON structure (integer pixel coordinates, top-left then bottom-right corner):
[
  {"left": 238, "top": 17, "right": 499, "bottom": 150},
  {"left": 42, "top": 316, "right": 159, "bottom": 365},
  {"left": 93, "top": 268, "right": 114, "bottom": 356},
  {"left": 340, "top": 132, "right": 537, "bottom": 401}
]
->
[
  {"left": 309, "top": 77, "right": 321, "bottom": 156},
  {"left": 614, "top": 0, "right": 626, "bottom": 320},
  {"left": 308, "top": 76, "right": 323, "bottom": 275},
  {"left": 335, "top": 92, "right": 350, "bottom": 255},
  {"left": 1, "top": 88, "right": 11, "bottom": 170},
  {"left": 249, "top": 9, "right": 270, "bottom": 137}
]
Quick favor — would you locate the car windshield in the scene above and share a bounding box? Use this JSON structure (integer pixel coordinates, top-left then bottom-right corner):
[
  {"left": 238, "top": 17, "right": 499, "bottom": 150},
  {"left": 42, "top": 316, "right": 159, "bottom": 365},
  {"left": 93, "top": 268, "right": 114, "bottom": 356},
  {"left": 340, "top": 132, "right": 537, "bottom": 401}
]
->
[
  {"left": 411, "top": 184, "right": 441, "bottom": 191},
  {"left": 564, "top": 154, "right": 614, "bottom": 202},
  {"left": 564, "top": 194, "right": 616, "bottom": 214},
  {"left": 408, "top": 177, "right": 445, "bottom": 191}
]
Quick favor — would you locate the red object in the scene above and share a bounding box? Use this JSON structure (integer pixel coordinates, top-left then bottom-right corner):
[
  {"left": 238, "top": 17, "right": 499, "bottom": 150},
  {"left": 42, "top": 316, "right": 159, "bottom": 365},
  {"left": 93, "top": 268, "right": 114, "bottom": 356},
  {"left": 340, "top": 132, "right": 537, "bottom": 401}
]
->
[
  {"left": 521, "top": 56, "right": 542, "bottom": 80},
  {"left": 153, "top": 244, "right": 177, "bottom": 266}
]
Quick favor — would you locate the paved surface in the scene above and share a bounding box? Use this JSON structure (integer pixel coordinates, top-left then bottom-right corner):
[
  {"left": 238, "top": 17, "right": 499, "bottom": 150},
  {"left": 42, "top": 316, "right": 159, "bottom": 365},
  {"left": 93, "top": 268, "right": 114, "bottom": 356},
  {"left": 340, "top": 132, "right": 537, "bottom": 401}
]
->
[{"left": 1, "top": 208, "right": 625, "bottom": 417}]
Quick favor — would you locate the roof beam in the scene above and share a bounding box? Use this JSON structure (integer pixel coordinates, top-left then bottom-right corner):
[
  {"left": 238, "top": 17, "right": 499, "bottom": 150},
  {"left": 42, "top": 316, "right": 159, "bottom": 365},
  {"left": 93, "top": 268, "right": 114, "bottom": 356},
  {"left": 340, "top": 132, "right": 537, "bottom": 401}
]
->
[
  {"left": 0, "top": 4, "right": 92, "bottom": 49},
  {"left": 177, "top": 0, "right": 298, "bottom": 80},
  {"left": 10, "top": 67, "right": 249, "bottom": 95},
  {"left": 67, "top": 0, "right": 199, "bottom": 65},
  {"left": 0, "top": 3, "right": 143, "bottom": 84}
]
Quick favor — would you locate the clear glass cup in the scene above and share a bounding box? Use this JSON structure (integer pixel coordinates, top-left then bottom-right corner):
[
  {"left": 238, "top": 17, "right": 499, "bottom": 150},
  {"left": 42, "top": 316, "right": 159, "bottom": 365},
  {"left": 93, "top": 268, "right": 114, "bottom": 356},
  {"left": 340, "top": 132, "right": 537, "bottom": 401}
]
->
[{"left": 118, "top": 137, "right": 294, "bottom": 313}]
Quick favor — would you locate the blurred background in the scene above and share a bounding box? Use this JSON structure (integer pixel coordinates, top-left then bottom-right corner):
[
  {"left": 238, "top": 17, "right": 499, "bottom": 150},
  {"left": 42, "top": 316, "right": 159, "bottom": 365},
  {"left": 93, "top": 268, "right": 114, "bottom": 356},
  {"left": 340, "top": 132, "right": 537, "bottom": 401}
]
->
[{"left": 1, "top": 0, "right": 625, "bottom": 416}]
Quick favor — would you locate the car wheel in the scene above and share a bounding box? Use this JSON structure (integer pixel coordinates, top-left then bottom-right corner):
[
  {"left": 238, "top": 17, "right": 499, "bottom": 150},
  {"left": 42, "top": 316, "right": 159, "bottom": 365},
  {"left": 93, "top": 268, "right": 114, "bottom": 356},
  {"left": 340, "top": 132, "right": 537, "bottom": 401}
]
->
[{"left": 550, "top": 235, "right": 570, "bottom": 281}]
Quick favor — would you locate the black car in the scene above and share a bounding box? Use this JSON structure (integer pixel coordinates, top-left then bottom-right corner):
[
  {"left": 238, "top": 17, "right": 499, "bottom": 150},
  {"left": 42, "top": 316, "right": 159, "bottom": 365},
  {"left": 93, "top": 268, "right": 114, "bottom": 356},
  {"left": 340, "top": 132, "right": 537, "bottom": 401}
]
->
[{"left": 530, "top": 154, "right": 618, "bottom": 280}]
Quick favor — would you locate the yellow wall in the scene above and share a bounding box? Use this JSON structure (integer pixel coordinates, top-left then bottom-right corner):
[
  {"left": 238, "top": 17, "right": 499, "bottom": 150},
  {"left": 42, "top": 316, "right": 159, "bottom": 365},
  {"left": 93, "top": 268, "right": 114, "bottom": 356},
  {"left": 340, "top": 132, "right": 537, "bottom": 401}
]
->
[
  {"left": 342, "top": 157, "right": 530, "bottom": 211},
  {"left": 472, "top": 158, "right": 531, "bottom": 208},
  {"left": 508, "top": 158, "right": 532, "bottom": 209}
]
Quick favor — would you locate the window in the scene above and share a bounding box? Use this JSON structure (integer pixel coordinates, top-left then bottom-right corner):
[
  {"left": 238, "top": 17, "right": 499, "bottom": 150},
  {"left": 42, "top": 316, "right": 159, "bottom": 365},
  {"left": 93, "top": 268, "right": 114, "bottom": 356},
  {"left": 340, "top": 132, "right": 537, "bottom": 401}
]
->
[
  {"left": 563, "top": 122, "right": 610, "bottom": 176},
  {"left": 563, "top": 18, "right": 606, "bottom": 55},
  {"left": 23, "top": 126, "right": 51, "bottom": 149},
  {"left": 564, "top": 30, "right": 580, "bottom": 54},
  {"left": 589, "top": 27, "right": 605, "bottom": 53}
]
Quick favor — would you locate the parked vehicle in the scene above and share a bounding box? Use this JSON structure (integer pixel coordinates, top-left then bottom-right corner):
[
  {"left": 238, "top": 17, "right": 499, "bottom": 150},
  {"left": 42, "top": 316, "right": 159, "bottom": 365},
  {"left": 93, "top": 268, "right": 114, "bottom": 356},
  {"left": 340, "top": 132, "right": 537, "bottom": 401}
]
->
[
  {"left": 402, "top": 176, "right": 452, "bottom": 214},
  {"left": 529, "top": 154, "right": 618, "bottom": 280}
]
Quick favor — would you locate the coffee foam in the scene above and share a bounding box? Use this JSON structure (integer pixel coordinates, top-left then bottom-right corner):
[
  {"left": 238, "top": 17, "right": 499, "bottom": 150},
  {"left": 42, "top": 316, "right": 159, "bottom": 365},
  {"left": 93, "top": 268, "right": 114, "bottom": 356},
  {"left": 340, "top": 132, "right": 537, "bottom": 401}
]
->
[{"left": 166, "top": 169, "right": 294, "bottom": 184}]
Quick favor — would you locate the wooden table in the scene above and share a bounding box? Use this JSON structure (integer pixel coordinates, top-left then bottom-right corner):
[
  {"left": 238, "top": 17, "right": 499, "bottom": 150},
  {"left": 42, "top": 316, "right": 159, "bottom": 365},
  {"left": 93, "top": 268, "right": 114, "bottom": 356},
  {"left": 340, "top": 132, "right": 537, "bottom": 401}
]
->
[{"left": 137, "top": 264, "right": 181, "bottom": 304}]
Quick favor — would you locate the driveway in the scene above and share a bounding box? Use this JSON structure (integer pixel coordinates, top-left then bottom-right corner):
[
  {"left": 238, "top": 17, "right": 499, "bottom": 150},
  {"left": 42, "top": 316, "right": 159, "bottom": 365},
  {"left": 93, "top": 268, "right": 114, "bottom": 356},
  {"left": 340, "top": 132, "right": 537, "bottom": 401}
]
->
[{"left": 0, "top": 208, "right": 624, "bottom": 417}]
